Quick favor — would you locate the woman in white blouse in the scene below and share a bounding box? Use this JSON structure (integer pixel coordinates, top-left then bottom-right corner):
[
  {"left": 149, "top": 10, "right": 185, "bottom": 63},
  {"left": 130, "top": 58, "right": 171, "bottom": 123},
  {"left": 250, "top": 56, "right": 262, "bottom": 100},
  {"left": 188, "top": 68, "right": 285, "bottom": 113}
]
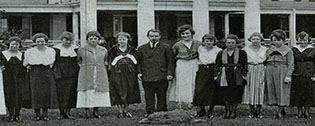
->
[
  {"left": 24, "top": 33, "right": 58, "bottom": 121},
  {"left": 192, "top": 34, "right": 222, "bottom": 118}
]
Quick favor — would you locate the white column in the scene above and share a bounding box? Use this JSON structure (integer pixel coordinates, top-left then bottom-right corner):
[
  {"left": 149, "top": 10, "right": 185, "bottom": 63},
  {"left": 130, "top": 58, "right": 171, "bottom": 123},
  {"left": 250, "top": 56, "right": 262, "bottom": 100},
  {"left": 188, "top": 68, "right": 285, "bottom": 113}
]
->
[
  {"left": 289, "top": 8, "right": 296, "bottom": 47},
  {"left": 72, "top": 12, "right": 79, "bottom": 45},
  {"left": 224, "top": 13, "right": 229, "bottom": 38},
  {"left": 244, "top": 0, "right": 260, "bottom": 45},
  {"left": 137, "top": 0, "right": 155, "bottom": 46},
  {"left": 50, "top": 14, "right": 67, "bottom": 40},
  {"left": 193, "top": 0, "right": 209, "bottom": 41},
  {"left": 80, "top": 0, "right": 97, "bottom": 46}
]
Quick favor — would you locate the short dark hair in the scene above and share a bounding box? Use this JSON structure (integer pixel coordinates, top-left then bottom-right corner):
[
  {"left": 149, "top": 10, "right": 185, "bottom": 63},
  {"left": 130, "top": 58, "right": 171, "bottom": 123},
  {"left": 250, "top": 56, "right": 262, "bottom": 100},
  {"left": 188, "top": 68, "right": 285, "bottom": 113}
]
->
[
  {"left": 248, "top": 32, "right": 264, "bottom": 42},
  {"left": 32, "top": 33, "right": 49, "bottom": 43},
  {"left": 86, "top": 31, "right": 101, "bottom": 40},
  {"left": 116, "top": 32, "right": 132, "bottom": 41},
  {"left": 6, "top": 36, "right": 22, "bottom": 48},
  {"left": 270, "top": 29, "right": 286, "bottom": 42},
  {"left": 225, "top": 34, "right": 239, "bottom": 44},
  {"left": 60, "top": 31, "right": 74, "bottom": 41},
  {"left": 177, "top": 24, "right": 195, "bottom": 38},
  {"left": 202, "top": 34, "right": 217, "bottom": 45},
  {"left": 146, "top": 29, "right": 161, "bottom": 37},
  {"left": 296, "top": 31, "right": 311, "bottom": 42}
]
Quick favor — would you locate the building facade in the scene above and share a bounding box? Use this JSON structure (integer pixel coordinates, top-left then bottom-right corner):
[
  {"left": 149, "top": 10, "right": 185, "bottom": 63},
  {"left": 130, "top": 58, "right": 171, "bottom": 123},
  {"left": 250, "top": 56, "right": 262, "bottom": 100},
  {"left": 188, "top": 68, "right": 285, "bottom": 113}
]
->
[{"left": 1, "top": 0, "right": 315, "bottom": 47}]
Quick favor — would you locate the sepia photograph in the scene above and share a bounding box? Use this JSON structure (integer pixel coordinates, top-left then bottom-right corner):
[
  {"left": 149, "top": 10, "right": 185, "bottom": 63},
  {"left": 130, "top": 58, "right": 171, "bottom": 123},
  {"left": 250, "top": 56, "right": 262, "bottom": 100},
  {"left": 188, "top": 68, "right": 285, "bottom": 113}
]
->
[{"left": 0, "top": 0, "right": 315, "bottom": 125}]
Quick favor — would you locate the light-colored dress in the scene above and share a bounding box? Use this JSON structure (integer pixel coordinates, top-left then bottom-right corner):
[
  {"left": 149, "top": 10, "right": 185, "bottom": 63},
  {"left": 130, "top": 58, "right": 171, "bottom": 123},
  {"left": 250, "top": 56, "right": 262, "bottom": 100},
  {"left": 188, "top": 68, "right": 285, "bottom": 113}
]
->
[
  {"left": 265, "top": 45, "right": 294, "bottom": 106},
  {"left": 76, "top": 45, "right": 111, "bottom": 108},
  {"left": 169, "top": 40, "right": 201, "bottom": 103},
  {"left": 242, "top": 45, "right": 268, "bottom": 105},
  {"left": 0, "top": 70, "right": 6, "bottom": 115}
]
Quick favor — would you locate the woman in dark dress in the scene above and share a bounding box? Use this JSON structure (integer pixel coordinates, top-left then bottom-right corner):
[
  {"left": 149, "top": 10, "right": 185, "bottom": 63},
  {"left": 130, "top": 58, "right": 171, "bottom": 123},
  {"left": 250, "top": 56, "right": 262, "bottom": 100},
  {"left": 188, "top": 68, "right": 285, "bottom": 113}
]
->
[
  {"left": 290, "top": 31, "right": 315, "bottom": 119},
  {"left": 1, "top": 36, "right": 30, "bottom": 122},
  {"left": 192, "top": 34, "right": 221, "bottom": 118},
  {"left": 24, "top": 33, "right": 58, "bottom": 121},
  {"left": 53, "top": 31, "right": 79, "bottom": 119},
  {"left": 215, "top": 34, "right": 248, "bottom": 119},
  {"left": 109, "top": 32, "right": 141, "bottom": 118}
]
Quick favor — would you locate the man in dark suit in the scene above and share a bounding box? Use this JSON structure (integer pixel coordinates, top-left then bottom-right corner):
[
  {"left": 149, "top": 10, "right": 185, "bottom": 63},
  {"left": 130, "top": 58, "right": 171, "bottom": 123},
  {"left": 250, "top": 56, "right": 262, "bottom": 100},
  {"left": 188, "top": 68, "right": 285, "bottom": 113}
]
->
[{"left": 137, "top": 29, "right": 175, "bottom": 116}]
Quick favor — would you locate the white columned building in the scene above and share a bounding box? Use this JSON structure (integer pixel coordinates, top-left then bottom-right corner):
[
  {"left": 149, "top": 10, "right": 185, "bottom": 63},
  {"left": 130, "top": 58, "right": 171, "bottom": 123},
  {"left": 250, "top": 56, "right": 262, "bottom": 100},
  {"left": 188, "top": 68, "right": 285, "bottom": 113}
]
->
[
  {"left": 192, "top": 0, "right": 210, "bottom": 41},
  {"left": 244, "top": 0, "right": 260, "bottom": 45},
  {"left": 80, "top": 0, "right": 97, "bottom": 46},
  {"left": 137, "top": 0, "right": 155, "bottom": 46}
]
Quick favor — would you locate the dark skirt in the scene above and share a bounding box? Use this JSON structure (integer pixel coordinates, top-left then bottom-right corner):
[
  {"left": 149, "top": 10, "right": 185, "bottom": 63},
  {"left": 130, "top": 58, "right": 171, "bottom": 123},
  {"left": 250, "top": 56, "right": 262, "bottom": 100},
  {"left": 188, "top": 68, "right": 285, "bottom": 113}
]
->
[
  {"left": 192, "top": 65, "right": 216, "bottom": 106},
  {"left": 3, "top": 65, "right": 31, "bottom": 108},
  {"left": 290, "top": 76, "right": 314, "bottom": 106},
  {"left": 29, "top": 65, "right": 58, "bottom": 109},
  {"left": 56, "top": 77, "right": 77, "bottom": 109},
  {"left": 110, "top": 64, "right": 141, "bottom": 105},
  {"left": 54, "top": 57, "right": 78, "bottom": 109},
  {"left": 216, "top": 85, "right": 244, "bottom": 104}
]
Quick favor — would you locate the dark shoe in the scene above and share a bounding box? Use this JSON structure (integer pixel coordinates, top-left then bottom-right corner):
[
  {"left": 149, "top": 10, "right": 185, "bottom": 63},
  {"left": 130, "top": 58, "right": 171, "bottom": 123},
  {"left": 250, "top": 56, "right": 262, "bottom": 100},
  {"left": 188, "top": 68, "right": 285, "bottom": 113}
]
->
[
  {"left": 93, "top": 113, "right": 101, "bottom": 118},
  {"left": 248, "top": 113, "right": 255, "bottom": 118},
  {"left": 124, "top": 112, "right": 133, "bottom": 118},
  {"left": 230, "top": 112, "right": 236, "bottom": 119},
  {"left": 42, "top": 116, "right": 50, "bottom": 121},
  {"left": 117, "top": 113, "right": 125, "bottom": 118},
  {"left": 256, "top": 113, "right": 263, "bottom": 119},
  {"left": 194, "top": 111, "right": 206, "bottom": 118},
  {"left": 14, "top": 116, "right": 21, "bottom": 122},
  {"left": 207, "top": 111, "right": 214, "bottom": 118},
  {"left": 34, "top": 116, "right": 40, "bottom": 121},
  {"left": 276, "top": 113, "right": 283, "bottom": 119},
  {"left": 224, "top": 113, "right": 230, "bottom": 119},
  {"left": 8, "top": 116, "right": 14, "bottom": 122},
  {"left": 304, "top": 113, "right": 312, "bottom": 119},
  {"left": 281, "top": 109, "right": 286, "bottom": 116}
]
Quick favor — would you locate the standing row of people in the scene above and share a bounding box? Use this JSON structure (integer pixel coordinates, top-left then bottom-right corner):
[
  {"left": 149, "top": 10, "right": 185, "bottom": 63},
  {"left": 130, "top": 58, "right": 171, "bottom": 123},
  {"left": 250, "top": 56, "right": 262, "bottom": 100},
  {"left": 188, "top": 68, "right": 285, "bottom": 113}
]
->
[{"left": 0, "top": 24, "right": 315, "bottom": 122}]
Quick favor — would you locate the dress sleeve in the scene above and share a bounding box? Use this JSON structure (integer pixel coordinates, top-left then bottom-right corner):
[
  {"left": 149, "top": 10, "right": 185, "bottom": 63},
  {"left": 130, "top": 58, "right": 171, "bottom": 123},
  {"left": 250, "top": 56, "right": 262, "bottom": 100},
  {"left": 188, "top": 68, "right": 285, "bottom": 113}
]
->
[
  {"left": 286, "top": 49, "right": 294, "bottom": 77},
  {"left": 23, "top": 49, "right": 30, "bottom": 67}
]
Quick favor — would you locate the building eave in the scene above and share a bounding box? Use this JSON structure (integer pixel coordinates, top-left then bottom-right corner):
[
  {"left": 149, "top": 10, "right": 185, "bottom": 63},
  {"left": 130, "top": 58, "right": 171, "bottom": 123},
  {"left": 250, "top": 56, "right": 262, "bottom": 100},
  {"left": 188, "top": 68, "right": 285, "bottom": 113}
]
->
[{"left": 0, "top": 4, "right": 76, "bottom": 13}]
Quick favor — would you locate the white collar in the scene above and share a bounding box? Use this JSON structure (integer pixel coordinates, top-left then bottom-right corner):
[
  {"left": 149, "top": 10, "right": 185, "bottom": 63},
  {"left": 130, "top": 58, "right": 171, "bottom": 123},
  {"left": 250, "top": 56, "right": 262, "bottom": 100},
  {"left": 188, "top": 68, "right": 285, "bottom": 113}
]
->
[
  {"left": 149, "top": 41, "right": 159, "bottom": 48},
  {"left": 2, "top": 50, "right": 22, "bottom": 61},
  {"left": 294, "top": 45, "right": 313, "bottom": 52}
]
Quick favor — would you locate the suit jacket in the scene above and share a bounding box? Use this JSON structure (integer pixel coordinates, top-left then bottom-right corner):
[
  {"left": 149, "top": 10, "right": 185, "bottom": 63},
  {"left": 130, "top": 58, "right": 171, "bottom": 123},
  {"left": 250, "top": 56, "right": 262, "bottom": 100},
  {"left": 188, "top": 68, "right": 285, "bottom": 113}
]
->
[{"left": 137, "top": 42, "right": 175, "bottom": 82}]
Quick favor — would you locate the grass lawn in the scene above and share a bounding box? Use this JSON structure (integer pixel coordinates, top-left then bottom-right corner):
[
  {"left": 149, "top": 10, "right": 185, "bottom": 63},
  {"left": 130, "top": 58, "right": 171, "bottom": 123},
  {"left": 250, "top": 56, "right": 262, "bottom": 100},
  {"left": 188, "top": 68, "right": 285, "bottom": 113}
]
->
[{"left": 1, "top": 102, "right": 315, "bottom": 126}]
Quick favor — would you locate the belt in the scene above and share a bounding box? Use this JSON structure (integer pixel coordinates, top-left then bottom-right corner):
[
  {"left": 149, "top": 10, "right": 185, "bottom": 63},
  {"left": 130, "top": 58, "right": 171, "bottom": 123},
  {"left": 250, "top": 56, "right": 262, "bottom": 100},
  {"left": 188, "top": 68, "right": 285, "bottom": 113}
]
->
[{"left": 199, "top": 64, "right": 215, "bottom": 68}]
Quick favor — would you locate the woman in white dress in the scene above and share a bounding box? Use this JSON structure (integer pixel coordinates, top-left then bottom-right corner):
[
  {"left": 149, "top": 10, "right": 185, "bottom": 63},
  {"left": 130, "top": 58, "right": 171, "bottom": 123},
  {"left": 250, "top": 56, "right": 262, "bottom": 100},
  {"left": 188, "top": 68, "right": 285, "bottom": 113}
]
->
[
  {"left": 76, "top": 31, "right": 111, "bottom": 119},
  {"left": 169, "top": 24, "right": 201, "bottom": 106},
  {"left": 242, "top": 32, "right": 268, "bottom": 118}
]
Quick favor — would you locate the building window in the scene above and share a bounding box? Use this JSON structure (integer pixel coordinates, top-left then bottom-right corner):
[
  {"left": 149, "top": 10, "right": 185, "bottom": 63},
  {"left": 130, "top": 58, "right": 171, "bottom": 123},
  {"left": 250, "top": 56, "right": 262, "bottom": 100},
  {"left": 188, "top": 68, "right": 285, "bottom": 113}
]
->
[
  {"left": 310, "top": 0, "right": 315, "bottom": 2},
  {"left": 272, "top": 0, "right": 279, "bottom": 1},
  {"left": 0, "top": 18, "right": 8, "bottom": 33},
  {"left": 294, "top": 0, "right": 302, "bottom": 2},
  {"left": 261, "top": 14, "right": 290, "bottom": 39}
]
